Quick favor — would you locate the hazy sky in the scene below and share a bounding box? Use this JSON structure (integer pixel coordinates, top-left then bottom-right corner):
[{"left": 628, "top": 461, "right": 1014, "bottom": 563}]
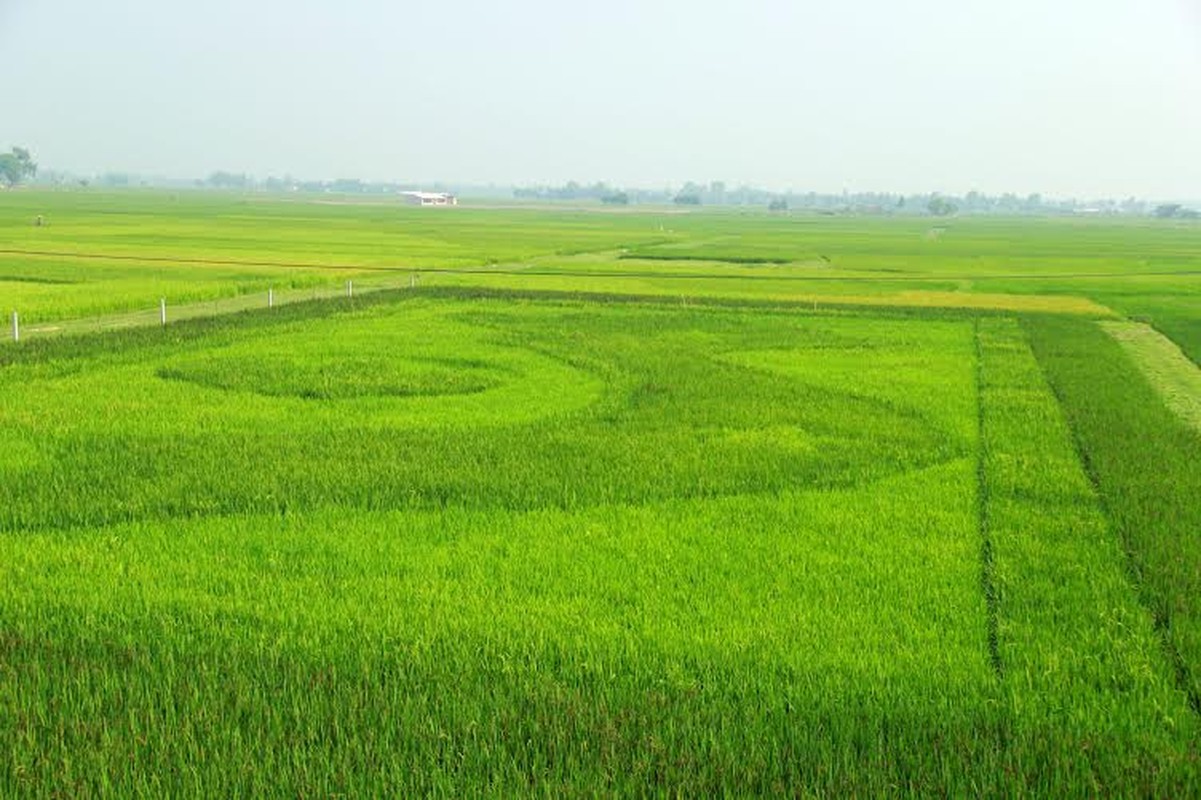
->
[{"left": 2, "top": 0, "right": 1199, "bottom": 197}]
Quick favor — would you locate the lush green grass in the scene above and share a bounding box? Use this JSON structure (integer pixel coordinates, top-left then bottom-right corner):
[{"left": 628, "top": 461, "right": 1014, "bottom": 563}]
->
[
  {"left": 3, "top": 192, "right": 1201, "bottom": 793},
  {"left": 1, "top": 293, "right": 1198, "bottom": 793},
  {"left": 0, "top": 190, "right": 673, "bottom": 323},
  {"left": 978, "top": 318, "right": 1197, "bottom": 788},
  {"left": 1102, "top": 321, "right": 1201, "bottom": 432},
  {"left": 1, "top": 466, "right": 1002, "bottom": 795},
  {"left": 1025, "top": 315, "right": 1201, "bottom": 707},
  {"left": 5, "top": 190, "right": 1201, "bottom": 329},
  {"left": 979, "top": 274, "right": 1201, "bottom": 365},
  {"left": 0, "top": 296, "right": 964, "bottom": 531}
]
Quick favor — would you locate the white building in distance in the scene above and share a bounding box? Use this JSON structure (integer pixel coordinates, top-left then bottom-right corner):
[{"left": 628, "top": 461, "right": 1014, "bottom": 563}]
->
[{"left": 400, "top": 191, "right": 458, "bottom": 206}]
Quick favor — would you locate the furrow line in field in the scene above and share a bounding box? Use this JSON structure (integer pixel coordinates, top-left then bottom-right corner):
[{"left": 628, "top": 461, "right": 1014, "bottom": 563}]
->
[
  {"left": 1052, "top": 394, "right": 1201, "bottom": 718},
  {"left": 973, "top": 318, "right": 1003, "bottom": 678}
]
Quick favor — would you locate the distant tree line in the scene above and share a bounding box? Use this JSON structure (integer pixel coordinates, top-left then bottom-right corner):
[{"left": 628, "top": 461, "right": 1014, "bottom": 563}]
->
[
  {"left": 10, "top": 151, "right": 1196, "bottom": 219},
  {"left": 202, "top": 172, "right": 438, "bottom": 195},
  {"left": 512, "top": 181, "right": 1190, "bottom": 217},
  {"left": 1154, "top": 203, "right": 1200, "bottom": 220}
]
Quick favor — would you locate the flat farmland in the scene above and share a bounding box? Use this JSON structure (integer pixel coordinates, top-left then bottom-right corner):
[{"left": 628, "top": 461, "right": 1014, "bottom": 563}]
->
[{"left": 2, "top": 191, "right": 1201, "bottom": 795}]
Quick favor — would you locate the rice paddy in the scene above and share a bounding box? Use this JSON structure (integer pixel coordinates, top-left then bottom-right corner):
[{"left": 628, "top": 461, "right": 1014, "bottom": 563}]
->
[
  {"left": 1101, "top": 321, "right": 1201, "bottom": 432},
  {"left": 2, "top": 190, "right": 1200, "bottom": 795}
]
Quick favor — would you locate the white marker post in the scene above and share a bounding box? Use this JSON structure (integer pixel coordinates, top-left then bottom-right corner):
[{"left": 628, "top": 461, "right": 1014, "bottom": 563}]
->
[
  {"left": 409, "top": 273, "right": 415, "bottom": 289},
  {"left": 347, "top": 280, "right": 353, "bottom": 298},
  {"left": 160, "top": 298, "right": 167, "bottom": 327},
  {"left": 11, "top": 310, "right": 18, "bottom": 342},
  {"left": 268, "top": 287, "right": 274, "bottom": 308}
]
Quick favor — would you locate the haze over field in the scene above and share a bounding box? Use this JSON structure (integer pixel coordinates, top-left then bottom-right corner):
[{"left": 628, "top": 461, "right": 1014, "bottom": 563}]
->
[{"left": 1, "top": 0, "right": 1199, "bottom": 197}]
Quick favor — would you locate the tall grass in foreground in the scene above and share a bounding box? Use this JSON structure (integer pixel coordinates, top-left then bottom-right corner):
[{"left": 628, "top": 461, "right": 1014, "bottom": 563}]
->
[{"left": 1, "top": 466, "right": 1003, "bottom": 795}]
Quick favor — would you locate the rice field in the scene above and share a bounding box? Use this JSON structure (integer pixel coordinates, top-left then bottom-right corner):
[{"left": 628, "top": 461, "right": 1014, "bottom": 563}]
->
[
  {"left": 1101, "top": 321, "right": 1201, "bottom": 433},
  {"left": 2, "top": 190, "right": 1200, "bottom": 795}
]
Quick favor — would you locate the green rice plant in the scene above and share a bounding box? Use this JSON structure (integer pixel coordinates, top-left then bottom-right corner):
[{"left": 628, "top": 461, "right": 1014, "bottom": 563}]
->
[
  {"left": 1101, "top": 321, "right": 1201, "bottom": 432},
  {"left": 977, "top": 317, "right": 1198, "bottom": 790},
  {"left": 6, "top": 190, "right": 1199, "bottom": 334},
  {"left": 0, "top": 293, "right": 1010, "bottom": 793},
  {"left": 1025, "top": 315, "right": 1201, "bottom": 707},
  {"left": 1, "top": 464, "right": 1004, "bottom": 795},
  {"left": 2, "top": 193, "right": 1201, "bottom": 793},
  {"left": 0, "top": 299, "right": 969, "bottom": 532}
]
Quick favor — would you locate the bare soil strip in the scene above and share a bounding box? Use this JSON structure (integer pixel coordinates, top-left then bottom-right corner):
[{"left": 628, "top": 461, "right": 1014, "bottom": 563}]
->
[{"left": 1101, "top": 321, "right": 1201, "bottom": 433}]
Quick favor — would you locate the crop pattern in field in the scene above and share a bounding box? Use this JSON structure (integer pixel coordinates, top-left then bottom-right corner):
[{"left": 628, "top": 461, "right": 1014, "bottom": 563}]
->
[{"left": 2, "top": 193, "right": 1201, "bottom": 795}]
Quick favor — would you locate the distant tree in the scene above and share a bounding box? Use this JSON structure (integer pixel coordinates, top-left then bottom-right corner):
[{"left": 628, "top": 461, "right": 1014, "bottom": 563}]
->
[
  {"left": 673, "top": 192, "right": 701, "bottom": 206},
  {"left": 330, "top": 178, "right": 364, "bottom": 193},
  {"left": 601, "top": 192, "right": 629, "bottom": 205},
  {"left": 1155, "top": 203, "right": 1183, "bottom": 219},
  {"left": 0, "top": 146, "right": 37, "bottom": 186},
  {"left": 207, "top": 171, "right": 250, "bottom": 189},
  {"left": 768, "top": 197, "right": 788, "bottom": 212},
  {"left": 927, "top": 196, "right": 956, "bottom": 216}
]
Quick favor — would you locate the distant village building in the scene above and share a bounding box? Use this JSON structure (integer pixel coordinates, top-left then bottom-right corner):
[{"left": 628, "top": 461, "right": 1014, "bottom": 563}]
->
[{"left": 400, "top": 191, "right": 458, "bottom": 206}]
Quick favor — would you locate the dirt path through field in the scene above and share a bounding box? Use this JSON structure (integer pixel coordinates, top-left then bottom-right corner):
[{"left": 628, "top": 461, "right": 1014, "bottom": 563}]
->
[{"left": 1101, "top": 321, "right": 1201, "bottom": 433}]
